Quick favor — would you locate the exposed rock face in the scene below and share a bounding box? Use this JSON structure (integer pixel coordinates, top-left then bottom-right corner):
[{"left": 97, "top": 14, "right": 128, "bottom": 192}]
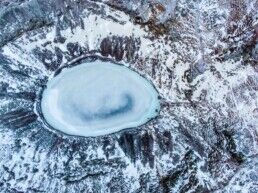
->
[{"left": 0, "top": 0, "right": 257, "bottom": 192}]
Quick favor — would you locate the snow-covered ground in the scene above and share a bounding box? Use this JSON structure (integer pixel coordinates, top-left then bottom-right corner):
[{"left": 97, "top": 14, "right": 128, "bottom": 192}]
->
[{"left": 0, "top": 0, "right": 257, "bottom": 192}]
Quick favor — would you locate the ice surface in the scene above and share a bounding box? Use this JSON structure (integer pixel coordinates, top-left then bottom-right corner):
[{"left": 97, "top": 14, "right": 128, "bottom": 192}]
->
[{"left": 41, "top": 60, "right": 160, "bottom": 137}]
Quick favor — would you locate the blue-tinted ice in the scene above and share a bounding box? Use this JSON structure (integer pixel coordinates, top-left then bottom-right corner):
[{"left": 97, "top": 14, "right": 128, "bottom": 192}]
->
[{"left": 41, "top": 60, "right": 160, "bottom": 137}]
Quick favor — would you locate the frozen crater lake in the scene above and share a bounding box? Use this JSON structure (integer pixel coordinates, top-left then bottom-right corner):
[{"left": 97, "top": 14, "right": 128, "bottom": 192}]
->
[{"left": 41, "top": 60, "right": 160, "bottom": 137}]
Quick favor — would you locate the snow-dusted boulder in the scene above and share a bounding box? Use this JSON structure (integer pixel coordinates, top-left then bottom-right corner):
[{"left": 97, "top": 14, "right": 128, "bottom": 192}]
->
[{"left": 41, "top": 60, "right": 160, "bottom": 137}]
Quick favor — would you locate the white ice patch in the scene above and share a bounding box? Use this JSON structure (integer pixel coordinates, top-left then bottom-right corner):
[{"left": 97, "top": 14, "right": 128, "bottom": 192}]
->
[{"left": 41, "top": 60, "right": 160, "bottom": 137}]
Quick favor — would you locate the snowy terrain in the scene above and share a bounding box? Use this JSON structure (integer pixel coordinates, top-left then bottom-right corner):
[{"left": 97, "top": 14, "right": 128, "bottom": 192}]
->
[{"left": 0, "top": 0, "right": 257, "bottom": 192}]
